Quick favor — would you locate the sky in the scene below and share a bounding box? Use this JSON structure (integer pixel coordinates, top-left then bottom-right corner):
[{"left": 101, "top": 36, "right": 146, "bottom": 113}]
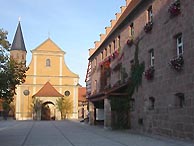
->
[{"left": 1, "top": 0, "right": 126, "bottom": 86}]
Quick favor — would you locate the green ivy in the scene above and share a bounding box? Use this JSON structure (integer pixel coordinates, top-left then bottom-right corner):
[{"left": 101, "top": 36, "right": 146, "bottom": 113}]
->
[{"left": 111, "top": 38, "right": 145, "bottom": 111}]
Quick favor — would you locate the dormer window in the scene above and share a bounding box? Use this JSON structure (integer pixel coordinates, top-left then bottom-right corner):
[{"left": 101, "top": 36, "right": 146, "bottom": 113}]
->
[{"left": 46, "top": 59, "right": 51, "bottom": 67}]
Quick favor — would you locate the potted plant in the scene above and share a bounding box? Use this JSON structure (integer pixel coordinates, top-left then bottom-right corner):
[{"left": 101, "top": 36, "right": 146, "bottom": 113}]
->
[
  {"left": 144, "top": 66, "right": 155, "bottom": 80},
  {"left": 168, "top": 0, "right": 180, "bottom": 17},
  {"left": 144, "top": 21, "right": 153, "bottom": 33},
  {"left": 169, "top": 55, "right": 184, "bottom": 71}
]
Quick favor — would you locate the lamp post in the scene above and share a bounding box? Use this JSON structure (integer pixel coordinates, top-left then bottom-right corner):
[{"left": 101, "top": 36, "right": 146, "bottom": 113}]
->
[{"left": 23, "top": 89, "right": 30, "bottom": 119}]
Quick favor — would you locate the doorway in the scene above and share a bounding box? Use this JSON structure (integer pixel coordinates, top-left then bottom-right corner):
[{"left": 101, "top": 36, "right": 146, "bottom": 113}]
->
[{"left": 41, "top": 102, "right": 55, "bottom": 120}]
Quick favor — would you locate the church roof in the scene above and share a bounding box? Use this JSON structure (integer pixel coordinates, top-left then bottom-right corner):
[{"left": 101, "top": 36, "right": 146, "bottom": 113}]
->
[
  {"left": 32, "top": 81, "right": 64, "bottom": 97},
  {"left": 11, "top": 21, "right": 26, "bottom": 52}
]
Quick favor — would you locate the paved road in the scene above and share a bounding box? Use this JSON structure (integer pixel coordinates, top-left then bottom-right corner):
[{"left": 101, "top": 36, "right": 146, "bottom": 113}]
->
[{"left": 0, "top": 120, "right": 193, "bottom": 146}]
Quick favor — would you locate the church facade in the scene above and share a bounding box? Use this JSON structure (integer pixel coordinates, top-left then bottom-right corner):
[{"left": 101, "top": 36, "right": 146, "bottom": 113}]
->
[{"left": 11, "top": 22, "right": 79, "bottom": 120}]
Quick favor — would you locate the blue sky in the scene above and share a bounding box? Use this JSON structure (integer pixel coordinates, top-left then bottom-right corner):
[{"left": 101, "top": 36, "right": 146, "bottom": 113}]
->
[{"left": 1, "top": 0, "right": 126, "bottom": 86}]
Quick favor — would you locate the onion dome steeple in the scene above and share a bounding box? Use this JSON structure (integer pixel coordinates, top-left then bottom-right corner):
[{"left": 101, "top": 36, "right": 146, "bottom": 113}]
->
[{"left": 11, "top": 20, "right": 26, "bottom": 52}]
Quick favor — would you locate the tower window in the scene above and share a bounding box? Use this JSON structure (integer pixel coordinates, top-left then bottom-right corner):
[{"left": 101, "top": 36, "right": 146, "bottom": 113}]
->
[
  {"left": 22, "top": 54, "right": 24, "bottom": 59},
  {"left": 46, "top": 59, "right": 51, "bottom": 67}
]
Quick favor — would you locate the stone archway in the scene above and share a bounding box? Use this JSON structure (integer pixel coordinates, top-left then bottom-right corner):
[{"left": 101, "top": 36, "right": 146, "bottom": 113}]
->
[{"left": 41, "top": 101, "right": 55, "bottom": 120}]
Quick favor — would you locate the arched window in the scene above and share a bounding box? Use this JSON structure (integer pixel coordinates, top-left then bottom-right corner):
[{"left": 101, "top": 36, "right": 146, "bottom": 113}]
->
[{"left": 46, "top": 59, "right": 51, "bottom": 67}]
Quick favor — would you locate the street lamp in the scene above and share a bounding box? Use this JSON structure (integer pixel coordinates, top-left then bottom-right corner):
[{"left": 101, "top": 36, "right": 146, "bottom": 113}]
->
[{"left": 23, "top": 89, "right": 30, "bottom": 119}]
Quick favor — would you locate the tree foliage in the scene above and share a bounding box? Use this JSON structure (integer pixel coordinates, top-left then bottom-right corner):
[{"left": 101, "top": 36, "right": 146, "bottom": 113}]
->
[
  {"left": 56, "top": 97, "right": 73, "bottom": 120},
  {"left": 0, "top": 28, "right": 28, "bottom": 104}
]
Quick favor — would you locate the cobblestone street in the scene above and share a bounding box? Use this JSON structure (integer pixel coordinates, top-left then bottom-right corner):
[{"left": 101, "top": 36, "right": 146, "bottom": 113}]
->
[{"left": 0, "top": 120, "right": 193, "bottom": 146}]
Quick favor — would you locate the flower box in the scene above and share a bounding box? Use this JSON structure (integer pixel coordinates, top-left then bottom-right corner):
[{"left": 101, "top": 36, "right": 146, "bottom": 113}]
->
[
  {"left": 144, "top": 21, "right": 153, "bottom": 33},
  {"left": 144, "top": 66, "right": 155, "bottom": 80},
  {"left": 127, "top": 38, "right": 133, "bottom": 46},
  {"left": 169, "top": 55, "right": 184, "bottom": 71},
  {"left": 168, "top": 0, "right": 180, "bottom": 17}
]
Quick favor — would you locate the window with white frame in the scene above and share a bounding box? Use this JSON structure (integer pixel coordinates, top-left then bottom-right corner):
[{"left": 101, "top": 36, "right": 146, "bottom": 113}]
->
[
  {"left": 148, "top": 6, "right": 153, "bottom": 22},
  {"left": 150, "top": 49, "right": 154, "bottom": 66},
  {"left": 176, "top": 34, "right": 183, "bottom": 56}
]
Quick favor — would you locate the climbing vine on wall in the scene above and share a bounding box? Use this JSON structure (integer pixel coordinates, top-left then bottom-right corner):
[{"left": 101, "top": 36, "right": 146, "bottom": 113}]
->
[
  {"left": 127, "top": 38, "right": 145, "bottom": 98},
  {"left": 111, "top": 37, "right": 145, "bottom": 111}
]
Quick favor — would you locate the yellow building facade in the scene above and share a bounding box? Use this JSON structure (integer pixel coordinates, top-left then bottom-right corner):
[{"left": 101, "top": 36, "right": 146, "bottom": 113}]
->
[{"left": 11, "top": 22, "right": 79, "bottom": 120}]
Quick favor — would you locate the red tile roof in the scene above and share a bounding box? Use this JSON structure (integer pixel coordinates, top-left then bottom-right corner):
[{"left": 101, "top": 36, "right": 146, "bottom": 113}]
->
[
  {"left": 33, "top": 81, "right": 64, "bottom": 97},
  {"left": 78, "top": 87, "right": 87, "bottom": 102}
]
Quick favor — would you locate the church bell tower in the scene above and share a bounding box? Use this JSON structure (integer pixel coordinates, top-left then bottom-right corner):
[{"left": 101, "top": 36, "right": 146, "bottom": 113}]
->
[{"left": 10, "top": 20, "right": 27, "bottom": 64}]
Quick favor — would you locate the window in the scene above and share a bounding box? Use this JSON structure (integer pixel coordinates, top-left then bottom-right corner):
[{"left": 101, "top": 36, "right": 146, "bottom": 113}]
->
[
  {"left": 130, "top": 98, "right": 135, "bottom": 111},
  {"left": 147, "top": 6, "right": 153, "bottom": 22},
  {"left": 175, "top": 93, "right": 185, "bottom": 108},
  {"left": 46, "top": 59, "right": 51, "bottom": 67},
  {"left": 95, "top": 80, "right": 97, "bottom": 91},
  {"left": 176, "top": 34, "right": 183, "bottom": 56},
  {"left": 148, "top": 97, "right": 155, "bottom": 110},
  {"left": 94, "top": 58, "right": 97, "bottom": 67},
  {"left": 130, "top": 23, "right": 134, "bottom": 37},
  {"left": 113, "top": 40, "right": 116, "bottom": 52},
  {"left": 149, "top": 49, "right": 154, "bottom": 66},
  {"left": 117, "top": 36, "right": 121, "bottom": 48},
  {"left": 101, "top": 52, "right": 104, "bottom": 60},
  {"left": 109, "top": 44, "right": 111, "bottom": 54},
  {"left": 22, "top": 54, "right": 24, "bottom": 59},
  {"left": 105, "top": 48, "right": 107, "bottom": 57}
]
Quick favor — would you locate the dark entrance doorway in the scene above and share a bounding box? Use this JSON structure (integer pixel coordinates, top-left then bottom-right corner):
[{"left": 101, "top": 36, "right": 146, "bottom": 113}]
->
[{"left": 41, "top": 102, "right": 55, "bottom": 120}]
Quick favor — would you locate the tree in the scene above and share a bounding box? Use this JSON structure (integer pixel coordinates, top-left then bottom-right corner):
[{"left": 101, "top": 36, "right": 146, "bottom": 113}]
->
[
  {"left": 31, "top": 98, "right": 42, "bottom": 120},
  {"left": 56, "top": 97, "right": 73, "bottom": 120},
  {"left": 0, "top": 28, "right": 28, "bottom": 104}
]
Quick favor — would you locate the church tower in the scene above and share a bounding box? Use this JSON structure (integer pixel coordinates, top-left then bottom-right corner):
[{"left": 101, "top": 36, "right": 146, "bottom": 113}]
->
[{"left": 10, "top": 21, "right": 27, "bottom": 64}]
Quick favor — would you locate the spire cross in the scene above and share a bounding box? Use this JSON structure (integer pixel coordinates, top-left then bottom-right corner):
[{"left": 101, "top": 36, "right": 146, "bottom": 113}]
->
[{"left": 18, "top": 16, "right": 21, "bottom": 22}]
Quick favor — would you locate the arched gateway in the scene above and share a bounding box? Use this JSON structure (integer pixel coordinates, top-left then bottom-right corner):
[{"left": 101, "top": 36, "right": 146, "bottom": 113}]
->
[{"left": 32, "top": 82, "right": 63, "bottom": 120}]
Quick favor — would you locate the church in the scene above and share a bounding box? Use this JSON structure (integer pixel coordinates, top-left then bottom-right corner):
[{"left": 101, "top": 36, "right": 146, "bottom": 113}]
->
[{"left": 10, "top": 21, "right": 79, "bottom": 120}]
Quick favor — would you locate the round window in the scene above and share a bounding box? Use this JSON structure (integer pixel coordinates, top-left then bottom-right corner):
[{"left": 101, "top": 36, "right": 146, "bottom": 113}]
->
[{"left": 64, "top": 90, "right": 70, "bottom": 96}]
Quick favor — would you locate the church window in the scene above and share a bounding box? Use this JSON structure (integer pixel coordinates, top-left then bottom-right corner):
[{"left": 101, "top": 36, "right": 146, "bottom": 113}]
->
[{"left": 46, "top": 59, "right": 51, "bottom": 67}]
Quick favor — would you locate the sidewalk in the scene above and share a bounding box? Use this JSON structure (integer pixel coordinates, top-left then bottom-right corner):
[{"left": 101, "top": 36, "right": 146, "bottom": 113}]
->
[{"left": 71, "top": 119, "right": 194, "bottom": 146}]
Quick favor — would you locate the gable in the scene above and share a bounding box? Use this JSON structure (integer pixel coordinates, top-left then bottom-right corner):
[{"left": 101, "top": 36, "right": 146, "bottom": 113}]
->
[{"left": 33, "top": 38, "right": 63, "bottom": 52}]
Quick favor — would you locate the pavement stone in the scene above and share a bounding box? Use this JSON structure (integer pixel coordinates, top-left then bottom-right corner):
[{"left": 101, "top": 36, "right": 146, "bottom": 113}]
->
[{"left": 0, "top": 120, "right": 193, "bottom": 146}]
